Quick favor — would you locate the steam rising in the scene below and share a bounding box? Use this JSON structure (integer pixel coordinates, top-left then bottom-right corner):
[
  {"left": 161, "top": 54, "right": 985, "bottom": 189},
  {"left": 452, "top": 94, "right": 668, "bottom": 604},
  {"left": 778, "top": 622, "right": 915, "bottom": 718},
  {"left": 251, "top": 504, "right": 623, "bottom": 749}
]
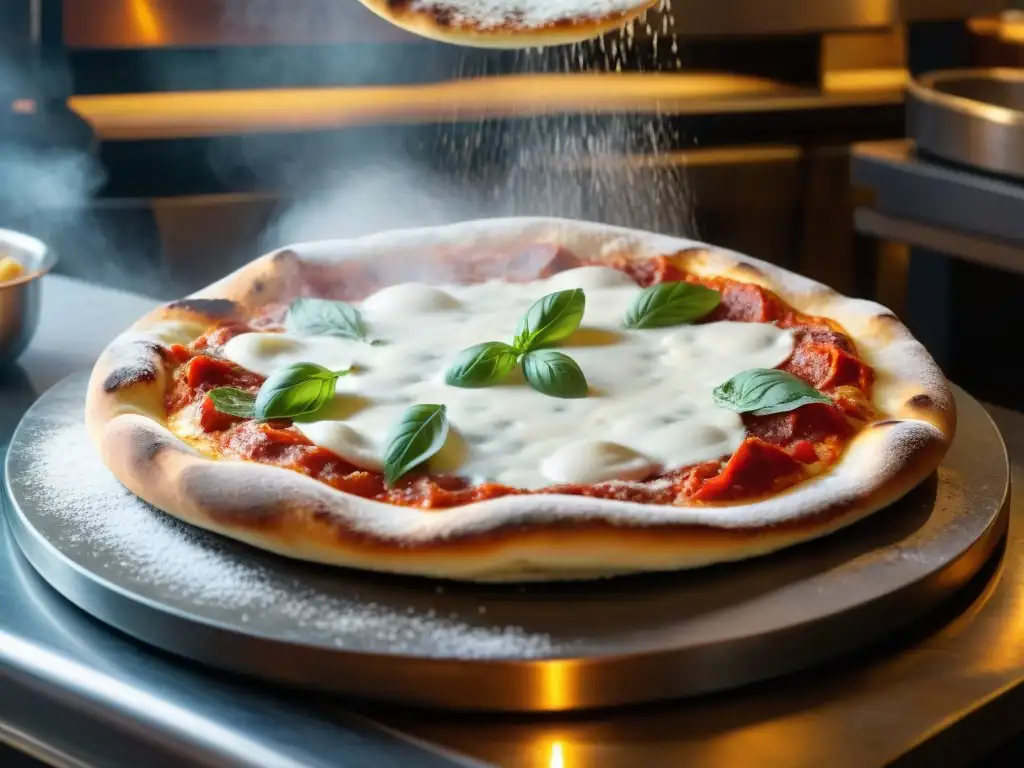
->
[
  {"left": 0, "top": 62, "right": 102, "bottom": 225},
  {"left": 2, "top": 0, "right": 698, "bottom": 300},
  {"left": 263, "top": 162, "right": 497, "bottom": 249},
  {"left": 259, "top": 0, "right": 697, "bottom": 251},
  {"left": 0, "top": 58, "right": 176, "bottom": 296}
]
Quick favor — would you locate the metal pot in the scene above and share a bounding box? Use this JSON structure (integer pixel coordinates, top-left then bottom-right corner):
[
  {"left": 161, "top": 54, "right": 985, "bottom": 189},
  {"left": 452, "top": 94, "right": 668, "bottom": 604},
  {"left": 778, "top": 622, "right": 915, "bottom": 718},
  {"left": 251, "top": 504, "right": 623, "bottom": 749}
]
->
[{"left": 0, "top": 228, "right": 56, "bottom": 364}]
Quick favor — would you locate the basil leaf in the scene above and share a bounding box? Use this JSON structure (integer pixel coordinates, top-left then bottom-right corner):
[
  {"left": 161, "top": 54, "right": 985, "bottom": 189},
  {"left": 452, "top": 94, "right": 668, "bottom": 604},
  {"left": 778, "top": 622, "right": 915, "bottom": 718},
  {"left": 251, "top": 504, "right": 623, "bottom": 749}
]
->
[
  {"left": 208, "top": 387, "right": 256, "bottom": 418},
  {"left": 286, "top": 297, "right": 370, "bottom": 342},
  {"left": 522, "top": 349, "right": 589, "bottom": 399},
  {"left": 713, "top": 368, "right": 832, "bottom": 416},
  {"left": 383, "top": 404, "right": 450, "bottom": 487},
  {"left": 253, "top": 362, "right": 348, "bottom": 421},
  {"left": 445, "top": 342, "right": 521, "bottom": 388},
  {"left": 623, "top": 282, "right": 721, "bottom": 329},
  {"left": 514, "top": 289, "right": 586, "bottom": 351}
]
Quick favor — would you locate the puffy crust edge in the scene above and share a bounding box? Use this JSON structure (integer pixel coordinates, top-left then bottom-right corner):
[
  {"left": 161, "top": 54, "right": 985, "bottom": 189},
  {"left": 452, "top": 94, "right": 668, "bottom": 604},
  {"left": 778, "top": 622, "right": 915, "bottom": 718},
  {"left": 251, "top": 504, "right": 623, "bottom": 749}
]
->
[
  {"left": 356, "top": 1, "right": 659, "bottom": 49},
  {"left": 86, "top": 218, "right": 956, "bottom": 581}
]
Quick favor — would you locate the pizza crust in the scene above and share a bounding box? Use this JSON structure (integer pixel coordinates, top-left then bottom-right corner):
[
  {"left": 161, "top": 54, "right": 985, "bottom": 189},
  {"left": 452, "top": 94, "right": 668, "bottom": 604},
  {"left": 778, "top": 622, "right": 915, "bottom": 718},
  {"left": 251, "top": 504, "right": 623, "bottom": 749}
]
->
[
  {"left": 356, "top": 0, "right": 659, "bottom": 48},
  {"left": 86, "top": 218, "right": 956, "bottom": 582}
]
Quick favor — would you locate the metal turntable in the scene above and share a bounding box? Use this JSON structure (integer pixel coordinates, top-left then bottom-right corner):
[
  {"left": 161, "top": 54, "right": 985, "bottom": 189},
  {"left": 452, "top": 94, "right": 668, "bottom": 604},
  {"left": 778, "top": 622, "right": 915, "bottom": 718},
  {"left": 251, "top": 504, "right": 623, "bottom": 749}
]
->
[{"left": 2, "top": 373, "right": 1010, "bottom": 713}]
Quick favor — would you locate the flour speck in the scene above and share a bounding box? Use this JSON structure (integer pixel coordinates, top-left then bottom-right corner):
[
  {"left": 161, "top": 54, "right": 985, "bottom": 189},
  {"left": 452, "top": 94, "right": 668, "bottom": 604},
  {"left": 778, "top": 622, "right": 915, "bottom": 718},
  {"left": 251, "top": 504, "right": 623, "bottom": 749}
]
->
[{"left": 12, "top": 389, "right": 554, "bottom": 660}]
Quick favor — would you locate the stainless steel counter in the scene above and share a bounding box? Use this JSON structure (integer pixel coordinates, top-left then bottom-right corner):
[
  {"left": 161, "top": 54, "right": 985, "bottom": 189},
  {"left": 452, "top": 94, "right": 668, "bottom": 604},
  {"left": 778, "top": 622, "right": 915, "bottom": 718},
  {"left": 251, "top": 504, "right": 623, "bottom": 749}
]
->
[
  {"left": 374, "top": 410, "right": 1024, "bottom": 767},
  {"left": 0, "top": 276, "right": 481, "bottom": 768},
  {"left": 2, "top": 274, "right": 1023, "bottom": 767}
]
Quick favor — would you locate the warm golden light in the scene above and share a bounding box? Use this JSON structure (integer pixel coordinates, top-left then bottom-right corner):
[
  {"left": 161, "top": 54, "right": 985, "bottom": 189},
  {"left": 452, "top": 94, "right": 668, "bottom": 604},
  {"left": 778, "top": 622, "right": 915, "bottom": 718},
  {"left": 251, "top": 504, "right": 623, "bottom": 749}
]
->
[
  {"left": 68, "top": 74, "right": 797, "bottom": 141},
  {"left": 549, "top": 740, "right": 565, "bottom": 768},
  {"left": 970, "top": 14, "right": 1024, "bottom": 44},
  {"left": 539, "top": 659, "right": 579, "bottom": 710},
  {"left": 128, "top": 0, "right": 164, "bottom": 45}
]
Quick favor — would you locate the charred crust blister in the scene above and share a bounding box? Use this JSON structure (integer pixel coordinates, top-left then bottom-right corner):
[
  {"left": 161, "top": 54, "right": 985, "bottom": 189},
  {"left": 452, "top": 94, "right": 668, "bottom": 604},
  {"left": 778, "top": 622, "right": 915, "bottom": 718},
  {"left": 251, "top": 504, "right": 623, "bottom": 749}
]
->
[
  {"left": 732, "top": 262, "right": 767, "bottom": 280},
  {"left": 103, "top": 363, "right": 157, "bottom": 393},
  {"left": 906, "top": 394, "right": 935, "bottom": 410},
  {"left": 167, "top": 298, "right": 239, "bottom": 317},
  {"left": 207, "top": 499, "right": 287, "bottom": 529},
  {"left": 132, "top": 433, "right": 168, "bottom": 464},
  {"left": 434, "top": 8, "right": 455, "bottom": 26},
  {"left": 102, "top": 340, "right": 163, "bottom": 392}
]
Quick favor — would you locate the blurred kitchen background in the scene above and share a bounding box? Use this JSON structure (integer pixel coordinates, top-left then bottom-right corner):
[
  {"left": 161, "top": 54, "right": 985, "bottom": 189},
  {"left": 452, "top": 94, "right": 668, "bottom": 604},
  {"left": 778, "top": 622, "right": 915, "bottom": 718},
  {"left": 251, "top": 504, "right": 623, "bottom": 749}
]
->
[{"left": 2, "top": 0, "right": 1023, "bottom": 405}]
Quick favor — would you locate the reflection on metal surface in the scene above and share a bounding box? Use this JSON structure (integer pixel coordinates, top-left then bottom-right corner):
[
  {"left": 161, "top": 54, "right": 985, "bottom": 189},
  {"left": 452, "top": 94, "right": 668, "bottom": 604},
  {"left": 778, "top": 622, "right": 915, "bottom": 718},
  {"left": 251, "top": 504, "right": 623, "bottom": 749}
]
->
[
  {"left": 541, "top": 661, "right": 578, "bottom": 712},
  {"left": 0, "top": 629, "right": 314, "bottom": 768},
  {"left": 970, "top": 13, "right": 1024, "bottom": 45},
  {"left": 67, "top": 74, "right": 795, "bottom": 139},
  {"left": 4, "top": 377, "right": 1008, "bottom": 713},
  {"left": 548, "top": 740, "right": 566, "bottom": 768},
  {"left": 821, "top": 29, "right": 908, "bottom": 93},
  {"left": 908, "top": 68, "right": 1024, "bottom": 179},
  {"left": 0, "top": 720, "right": 90, "bottom": 768},
  {"left": 67, "top": 74, "right": 903, "bottom": 141},
  {"left": 127, "top": 0, "right": 164, "bottom": 46},
  {"left": 855, "top": 208, "right": 1024, "bottom": 277},
  {"left": 367, "top": 405, "right": 1018, "bottom": 765}
]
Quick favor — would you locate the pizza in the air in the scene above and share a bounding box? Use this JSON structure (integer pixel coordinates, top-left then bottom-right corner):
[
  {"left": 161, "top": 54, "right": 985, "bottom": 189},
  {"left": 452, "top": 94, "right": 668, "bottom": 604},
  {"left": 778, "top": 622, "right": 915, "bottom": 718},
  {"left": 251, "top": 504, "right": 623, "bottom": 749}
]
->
[
  {"left": 357, "top": 1, "right": 659, "bottom": 48},
  {"left": 86, "top": 219, "right": 955, "bottom": 581}
]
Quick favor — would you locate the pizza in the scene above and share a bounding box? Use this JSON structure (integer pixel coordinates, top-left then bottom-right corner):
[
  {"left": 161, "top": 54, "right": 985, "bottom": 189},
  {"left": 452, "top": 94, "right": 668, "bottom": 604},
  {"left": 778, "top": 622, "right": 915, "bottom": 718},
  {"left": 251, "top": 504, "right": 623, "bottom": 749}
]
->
[
  {"left": 86, "top": 219, "right": 955, "bottom": 582},
  {"left": 357, "top": 1, "right": 659, "bottom": 48}
]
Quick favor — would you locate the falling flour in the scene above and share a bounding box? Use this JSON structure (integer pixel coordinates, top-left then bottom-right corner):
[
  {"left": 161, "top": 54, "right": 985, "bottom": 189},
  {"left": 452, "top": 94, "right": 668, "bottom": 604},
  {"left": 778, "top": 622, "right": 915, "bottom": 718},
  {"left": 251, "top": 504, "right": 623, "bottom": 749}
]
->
[{"left": 13, "top": 384, "right": 555, "bottom": 660}]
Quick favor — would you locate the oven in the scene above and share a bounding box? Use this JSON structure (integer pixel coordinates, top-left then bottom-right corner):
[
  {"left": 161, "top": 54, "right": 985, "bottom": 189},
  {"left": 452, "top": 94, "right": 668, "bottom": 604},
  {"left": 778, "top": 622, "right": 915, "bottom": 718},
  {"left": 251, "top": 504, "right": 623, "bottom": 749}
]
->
[{"left": 0, "top": 1, "right": 1002, "bottom": 300}]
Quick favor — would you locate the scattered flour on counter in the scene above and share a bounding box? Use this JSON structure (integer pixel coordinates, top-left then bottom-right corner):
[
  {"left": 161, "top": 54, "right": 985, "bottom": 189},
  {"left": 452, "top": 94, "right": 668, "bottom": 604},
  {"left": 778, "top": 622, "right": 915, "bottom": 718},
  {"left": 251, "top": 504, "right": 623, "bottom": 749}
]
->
[{"left": 14, "top": 401, "right": 554, "bottom": 660}]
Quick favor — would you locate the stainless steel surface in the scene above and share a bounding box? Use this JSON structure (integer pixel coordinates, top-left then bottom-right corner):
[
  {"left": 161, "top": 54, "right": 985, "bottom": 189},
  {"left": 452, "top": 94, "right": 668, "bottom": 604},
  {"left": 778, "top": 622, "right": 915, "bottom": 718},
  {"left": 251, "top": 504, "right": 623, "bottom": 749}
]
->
[
  {"left": 852, "top": 139, "right": 1024, "bottom": 243},
  {"left": 855, "top": 206, "right": 1024, "bottom": 274},
  {"left": 0, "top": 275, "right": 1022, "bottom": 767},
  {"left": 908, "top": 68, "right": 1024, "bottom": 178},
  {"left": 376, "top": 405, "right": 1024, "bottom": 768},
  {"left": 0, "top": 276, "right": 477, "bottom": 768},
  {"left": 61, "top": 0, "right": 1004, "bottom": 48},
  {"left": 4, "top": 376, "right": 1009, "bottom": 713},
  {"left": 0, "top": 230, "right": 55, "bottom": 366}
]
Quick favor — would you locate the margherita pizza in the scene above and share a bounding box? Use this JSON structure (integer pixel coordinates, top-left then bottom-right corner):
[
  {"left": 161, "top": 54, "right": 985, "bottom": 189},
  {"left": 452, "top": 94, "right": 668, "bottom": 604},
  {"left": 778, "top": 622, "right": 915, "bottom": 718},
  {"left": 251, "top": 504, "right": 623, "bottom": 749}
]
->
[
  {"left": 357, "top": 1, "right": 659, "bottom": 48},
  {"left": 86, "top": 219, "right": 955, "bottom": 581}
]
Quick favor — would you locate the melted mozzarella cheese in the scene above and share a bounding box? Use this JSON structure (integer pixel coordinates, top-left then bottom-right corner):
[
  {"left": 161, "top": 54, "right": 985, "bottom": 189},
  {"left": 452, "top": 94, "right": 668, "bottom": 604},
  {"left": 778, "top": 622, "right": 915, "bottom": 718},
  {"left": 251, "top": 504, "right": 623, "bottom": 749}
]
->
[
  {"left": 221, "top": 267, "right": 796, "bottom": 488},
  {"left": 541, "top": 441, "right": 657, "bottom": 484},
  {"left": 295, "top": 421, "right": 384, "bottom": 471}
]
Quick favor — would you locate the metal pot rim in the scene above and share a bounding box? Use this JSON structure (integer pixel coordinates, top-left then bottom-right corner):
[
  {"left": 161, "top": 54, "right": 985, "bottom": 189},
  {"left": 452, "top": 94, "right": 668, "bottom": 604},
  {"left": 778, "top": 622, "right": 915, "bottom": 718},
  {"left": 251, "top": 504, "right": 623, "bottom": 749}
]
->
[
  {"left": 909, "top": 68, "right": 1024, "bottom": 127},
  {"left": 0, "top": 228, "right": 57, "bottom": 287}
]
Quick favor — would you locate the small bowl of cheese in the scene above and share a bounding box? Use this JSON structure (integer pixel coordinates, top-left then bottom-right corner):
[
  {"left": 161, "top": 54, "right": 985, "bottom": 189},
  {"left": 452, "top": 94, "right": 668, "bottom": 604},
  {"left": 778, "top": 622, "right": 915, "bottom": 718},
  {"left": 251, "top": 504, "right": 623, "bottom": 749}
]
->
[{"left": 0, "top": 228, "right": 56, "bottom": 365}]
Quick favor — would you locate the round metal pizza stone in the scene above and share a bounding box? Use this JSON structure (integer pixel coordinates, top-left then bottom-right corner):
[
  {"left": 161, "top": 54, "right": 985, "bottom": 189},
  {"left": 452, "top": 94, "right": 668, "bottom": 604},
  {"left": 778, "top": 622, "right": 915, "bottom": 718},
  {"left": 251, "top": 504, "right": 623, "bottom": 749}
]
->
[{"left": 3, "top": 373, "right": 1010, "bottom": 712}]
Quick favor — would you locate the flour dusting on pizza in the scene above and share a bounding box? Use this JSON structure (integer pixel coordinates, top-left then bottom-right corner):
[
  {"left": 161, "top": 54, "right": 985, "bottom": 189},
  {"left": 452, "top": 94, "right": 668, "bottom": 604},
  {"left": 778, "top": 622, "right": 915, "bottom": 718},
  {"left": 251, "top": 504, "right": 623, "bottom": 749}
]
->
[
  {"left": 85, "top": 219, "right": 955, "bottom": 582},
  {"left": 357, "top": 0, "right": 659, "bottom": 48}
]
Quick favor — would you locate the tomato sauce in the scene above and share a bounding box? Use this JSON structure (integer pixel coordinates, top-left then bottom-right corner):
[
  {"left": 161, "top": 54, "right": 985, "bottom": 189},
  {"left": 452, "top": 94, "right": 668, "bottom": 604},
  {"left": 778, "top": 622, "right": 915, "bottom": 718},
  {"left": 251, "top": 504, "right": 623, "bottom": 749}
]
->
[{"left": 163, "top": 255, "right": 876, "bottom": 508}]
